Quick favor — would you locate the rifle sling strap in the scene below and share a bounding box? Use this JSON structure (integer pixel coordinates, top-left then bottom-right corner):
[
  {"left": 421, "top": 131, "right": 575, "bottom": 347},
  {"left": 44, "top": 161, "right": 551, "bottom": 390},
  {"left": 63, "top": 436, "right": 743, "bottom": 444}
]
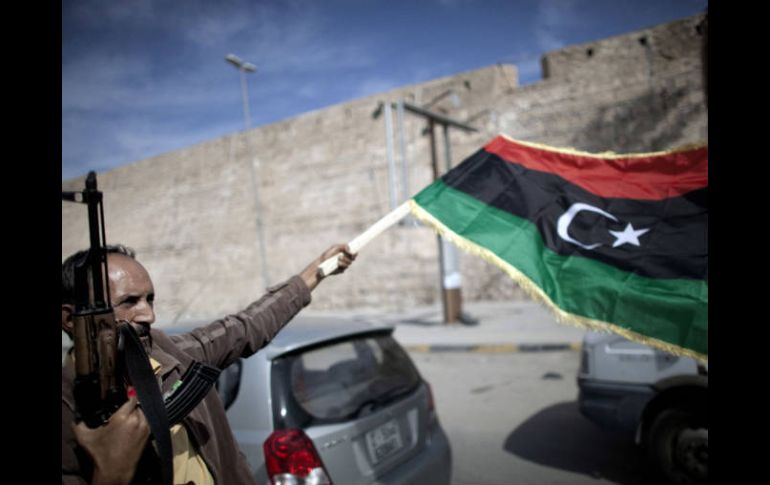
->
[{"left": 120, "top": 325, "right": 173, "bottom": 485}]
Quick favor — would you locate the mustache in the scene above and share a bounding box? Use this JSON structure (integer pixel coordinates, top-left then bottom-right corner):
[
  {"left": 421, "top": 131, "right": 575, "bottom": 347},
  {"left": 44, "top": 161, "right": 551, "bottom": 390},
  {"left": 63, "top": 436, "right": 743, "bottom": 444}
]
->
[{"left": 116, "top": 320, "right": 153, "bottom": 350}]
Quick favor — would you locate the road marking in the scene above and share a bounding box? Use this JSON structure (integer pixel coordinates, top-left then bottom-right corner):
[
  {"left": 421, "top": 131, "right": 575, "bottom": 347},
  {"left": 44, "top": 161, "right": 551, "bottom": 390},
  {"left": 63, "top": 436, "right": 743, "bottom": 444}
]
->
[{"left": 404, "top": 343, "right": 582, "bottom": 353}]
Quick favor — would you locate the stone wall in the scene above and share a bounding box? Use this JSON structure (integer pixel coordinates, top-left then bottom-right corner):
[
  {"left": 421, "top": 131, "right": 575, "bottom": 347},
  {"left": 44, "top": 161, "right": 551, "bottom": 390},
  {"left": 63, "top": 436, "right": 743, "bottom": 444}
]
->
[{"left": 62, "top": 14, "right": 707, "bottom": 326}]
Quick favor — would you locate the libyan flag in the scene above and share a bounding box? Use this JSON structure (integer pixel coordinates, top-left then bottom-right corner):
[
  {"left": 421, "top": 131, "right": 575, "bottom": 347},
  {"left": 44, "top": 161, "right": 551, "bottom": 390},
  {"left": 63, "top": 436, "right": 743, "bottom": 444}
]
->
[{"left": 408, "top": 135, "right": 707, "bottom": 362}]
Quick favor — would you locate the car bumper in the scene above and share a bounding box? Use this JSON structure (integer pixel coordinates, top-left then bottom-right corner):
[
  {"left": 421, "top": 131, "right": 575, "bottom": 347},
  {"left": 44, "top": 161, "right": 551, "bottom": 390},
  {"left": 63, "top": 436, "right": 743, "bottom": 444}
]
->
[{"left": 577, "top": 378, "right": 655, "bottom": 435}]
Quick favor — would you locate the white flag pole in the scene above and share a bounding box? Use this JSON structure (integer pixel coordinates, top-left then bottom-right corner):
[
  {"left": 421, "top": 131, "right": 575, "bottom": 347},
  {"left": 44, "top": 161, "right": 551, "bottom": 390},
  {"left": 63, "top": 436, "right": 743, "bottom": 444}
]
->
[{"left": 318, "top": 201, "right": 411, "bottom": 277}]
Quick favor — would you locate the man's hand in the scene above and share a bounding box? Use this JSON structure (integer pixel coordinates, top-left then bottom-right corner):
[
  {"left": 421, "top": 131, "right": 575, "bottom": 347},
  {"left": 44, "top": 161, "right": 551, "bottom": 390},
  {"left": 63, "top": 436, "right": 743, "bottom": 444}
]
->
[
  {"left": 300, "top": 244, "right": 357, "bottom": 291},
  {"left": 72, "top": 396, "right": 150, "bottom": 485}
]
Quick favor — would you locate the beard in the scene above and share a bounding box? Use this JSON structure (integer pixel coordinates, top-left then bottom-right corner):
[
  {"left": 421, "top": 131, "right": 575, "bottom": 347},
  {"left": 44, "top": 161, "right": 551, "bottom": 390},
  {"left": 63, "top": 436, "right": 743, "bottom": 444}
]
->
[
  {"left": 132, "top": 323, "right": 153, "bottom": 354},
  {"left": 117, "top": 320, "right": 153, "bottom": 355}
]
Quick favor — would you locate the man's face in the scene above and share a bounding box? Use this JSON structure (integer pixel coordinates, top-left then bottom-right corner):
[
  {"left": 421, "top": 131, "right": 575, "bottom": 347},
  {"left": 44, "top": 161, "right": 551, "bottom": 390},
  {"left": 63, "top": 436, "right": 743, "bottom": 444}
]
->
[{"left": 108, "top": 254, "right": 156, "bottom": 350}]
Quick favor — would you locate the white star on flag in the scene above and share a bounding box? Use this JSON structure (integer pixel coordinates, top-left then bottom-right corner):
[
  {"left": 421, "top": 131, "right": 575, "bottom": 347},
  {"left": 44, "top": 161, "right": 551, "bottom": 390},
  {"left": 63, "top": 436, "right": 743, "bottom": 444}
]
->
[{"left": 609, "top": 223, "right": 650, "bottom": 248}]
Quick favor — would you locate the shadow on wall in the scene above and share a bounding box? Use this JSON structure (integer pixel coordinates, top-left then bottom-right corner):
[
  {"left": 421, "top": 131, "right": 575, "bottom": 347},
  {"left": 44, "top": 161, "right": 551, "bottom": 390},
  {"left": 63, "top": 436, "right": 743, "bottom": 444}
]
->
[
  {"left": 503, "top": 401, "right": 657, "bottom": 485},
  {"left": 578, "top": 87, "right": 705, "bottom": 154}
]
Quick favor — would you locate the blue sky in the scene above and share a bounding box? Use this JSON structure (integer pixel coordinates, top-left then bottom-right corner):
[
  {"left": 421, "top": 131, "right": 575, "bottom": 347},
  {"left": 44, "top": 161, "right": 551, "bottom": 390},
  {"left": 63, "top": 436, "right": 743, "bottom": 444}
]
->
[{"left": 62, "top": 0, "right": 706, "bottom": 180}]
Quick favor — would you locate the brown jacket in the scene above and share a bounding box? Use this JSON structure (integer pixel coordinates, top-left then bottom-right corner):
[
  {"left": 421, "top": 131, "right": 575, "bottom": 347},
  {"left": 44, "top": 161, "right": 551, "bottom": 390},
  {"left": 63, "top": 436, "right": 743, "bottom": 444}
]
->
[{"left": 62, "top": 275, "right": 312, "bottom": 484}]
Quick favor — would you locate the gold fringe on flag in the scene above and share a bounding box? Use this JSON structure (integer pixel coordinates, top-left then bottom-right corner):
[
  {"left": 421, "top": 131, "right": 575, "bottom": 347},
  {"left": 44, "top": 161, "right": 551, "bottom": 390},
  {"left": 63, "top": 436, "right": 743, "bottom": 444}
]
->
[
  {"left": 498, "top": 134, "right": 709, "bottom": 159},
  {"left": 408, "top": 199, "right": 708, "bottom": 364}
]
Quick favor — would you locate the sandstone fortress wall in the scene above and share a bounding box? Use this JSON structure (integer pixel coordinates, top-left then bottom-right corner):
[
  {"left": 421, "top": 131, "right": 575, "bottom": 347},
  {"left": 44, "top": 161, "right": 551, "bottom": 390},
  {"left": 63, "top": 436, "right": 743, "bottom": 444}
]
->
[{"left": 62, "top": 15, "right": 707, "bottom": 326}]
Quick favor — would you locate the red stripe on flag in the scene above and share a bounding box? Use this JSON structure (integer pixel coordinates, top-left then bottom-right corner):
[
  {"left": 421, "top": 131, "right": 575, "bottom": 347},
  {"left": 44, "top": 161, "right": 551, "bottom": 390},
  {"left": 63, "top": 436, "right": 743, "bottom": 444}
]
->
[{"left": 485, "top": 136, "right": 708, "bottom": 201}]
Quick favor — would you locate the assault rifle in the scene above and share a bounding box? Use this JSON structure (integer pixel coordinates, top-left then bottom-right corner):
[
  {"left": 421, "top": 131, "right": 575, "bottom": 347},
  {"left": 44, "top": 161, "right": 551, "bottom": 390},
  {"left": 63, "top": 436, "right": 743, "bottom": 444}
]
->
[
  {"left": 62, "top": 171, "right": 124, "bottom": 428},
  {"left": 62, "top": 172, "right": 221, "bottom": 478}
]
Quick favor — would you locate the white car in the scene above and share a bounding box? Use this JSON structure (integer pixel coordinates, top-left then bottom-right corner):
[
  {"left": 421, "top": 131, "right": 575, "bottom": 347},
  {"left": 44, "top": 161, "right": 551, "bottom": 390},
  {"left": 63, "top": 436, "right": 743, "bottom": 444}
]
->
[{"left": 577, "top": 331, "right": 707, "bottom": 485}]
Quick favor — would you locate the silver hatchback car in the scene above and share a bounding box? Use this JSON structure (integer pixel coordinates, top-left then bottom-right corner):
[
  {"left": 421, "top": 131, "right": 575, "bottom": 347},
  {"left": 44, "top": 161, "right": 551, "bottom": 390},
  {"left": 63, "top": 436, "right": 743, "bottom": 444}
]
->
[{"left": 208, "top": 316, "right": 452, "bottom": 485}]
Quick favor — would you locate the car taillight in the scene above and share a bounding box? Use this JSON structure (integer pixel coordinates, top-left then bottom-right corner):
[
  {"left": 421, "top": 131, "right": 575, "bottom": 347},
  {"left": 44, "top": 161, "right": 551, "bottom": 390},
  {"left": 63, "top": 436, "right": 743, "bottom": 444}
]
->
[{"left": 263, "top": 429, "right": 332, "bottom": 485}]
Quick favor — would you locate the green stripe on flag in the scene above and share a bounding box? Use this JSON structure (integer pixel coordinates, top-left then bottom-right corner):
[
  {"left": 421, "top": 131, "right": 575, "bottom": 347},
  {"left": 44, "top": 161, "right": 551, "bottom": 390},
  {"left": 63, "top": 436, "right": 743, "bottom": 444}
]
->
[{"left": 414, "top": 180, "right": 707, "bottom": 357}]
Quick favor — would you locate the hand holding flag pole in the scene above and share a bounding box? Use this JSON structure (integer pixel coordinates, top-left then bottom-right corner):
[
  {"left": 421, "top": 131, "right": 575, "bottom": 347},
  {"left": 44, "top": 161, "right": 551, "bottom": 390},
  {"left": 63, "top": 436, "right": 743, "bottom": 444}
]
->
[{"left": 318, "top": 202, "right": 411, "bottom": 277}]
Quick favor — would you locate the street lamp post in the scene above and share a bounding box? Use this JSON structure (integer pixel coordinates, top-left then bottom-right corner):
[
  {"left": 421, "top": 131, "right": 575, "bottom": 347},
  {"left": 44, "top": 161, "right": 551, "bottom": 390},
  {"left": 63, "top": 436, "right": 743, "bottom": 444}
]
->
[
  {"left": 225, "top": 53, "right": 271, "bottom": 289},
  {"left": 225, "top": 54, "right": 256, "bottom": 129}
]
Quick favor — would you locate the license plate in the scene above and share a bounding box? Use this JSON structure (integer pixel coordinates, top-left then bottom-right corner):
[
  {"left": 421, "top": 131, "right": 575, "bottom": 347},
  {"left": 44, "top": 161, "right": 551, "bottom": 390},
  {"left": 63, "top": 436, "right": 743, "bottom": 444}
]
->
[{"left": 365, "top": 419, "right": 404, "bottom": 465}]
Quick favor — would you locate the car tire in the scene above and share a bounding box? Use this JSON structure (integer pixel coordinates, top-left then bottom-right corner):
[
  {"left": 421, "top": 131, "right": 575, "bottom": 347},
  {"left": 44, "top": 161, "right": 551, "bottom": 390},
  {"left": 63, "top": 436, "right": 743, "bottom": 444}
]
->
[{"left": 647, "top": 407, "right": 708, "bottom": 485}]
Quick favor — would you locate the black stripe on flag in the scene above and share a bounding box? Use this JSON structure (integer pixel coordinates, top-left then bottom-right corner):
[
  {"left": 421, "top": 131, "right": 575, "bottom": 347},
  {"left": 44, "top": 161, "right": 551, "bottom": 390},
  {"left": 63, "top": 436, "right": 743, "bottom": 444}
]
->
[{"left": 442, "top": 149, "right": 707, "bottom": 280}]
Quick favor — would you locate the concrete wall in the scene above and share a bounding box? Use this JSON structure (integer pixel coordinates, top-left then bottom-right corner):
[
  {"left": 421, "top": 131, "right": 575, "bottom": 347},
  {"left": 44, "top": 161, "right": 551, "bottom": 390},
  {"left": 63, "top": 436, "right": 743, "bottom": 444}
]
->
[{"left": 62, "top": 14, "right": 707, "bottom": 326}]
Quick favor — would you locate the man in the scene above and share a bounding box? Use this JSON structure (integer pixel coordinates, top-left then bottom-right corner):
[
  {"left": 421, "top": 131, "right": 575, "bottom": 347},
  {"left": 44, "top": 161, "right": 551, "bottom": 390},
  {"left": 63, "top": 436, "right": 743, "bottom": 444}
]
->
[{"left": 62, "top": 243, "right": 356, "bottom": 485}]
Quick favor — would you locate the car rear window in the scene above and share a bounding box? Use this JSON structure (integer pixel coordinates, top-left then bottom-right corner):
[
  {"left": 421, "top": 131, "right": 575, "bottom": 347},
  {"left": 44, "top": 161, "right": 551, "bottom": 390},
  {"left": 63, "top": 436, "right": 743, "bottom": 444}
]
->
[{"left": 271, "top": 332, "right": 422, "bottom": 427}]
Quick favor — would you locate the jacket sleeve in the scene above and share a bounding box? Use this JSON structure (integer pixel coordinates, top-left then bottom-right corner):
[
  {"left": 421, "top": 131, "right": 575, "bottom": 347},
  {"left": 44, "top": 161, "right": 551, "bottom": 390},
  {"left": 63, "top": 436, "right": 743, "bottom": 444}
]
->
[{"left": 167, "top": 275, "right": 312, "bottom": 369}]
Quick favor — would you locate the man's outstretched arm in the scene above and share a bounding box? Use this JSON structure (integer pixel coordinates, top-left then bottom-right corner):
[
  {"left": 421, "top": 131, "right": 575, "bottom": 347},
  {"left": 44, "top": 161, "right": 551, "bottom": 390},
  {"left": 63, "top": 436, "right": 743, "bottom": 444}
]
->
[{"left": 167, "top": 244, "right": 357, "bottom": 368}]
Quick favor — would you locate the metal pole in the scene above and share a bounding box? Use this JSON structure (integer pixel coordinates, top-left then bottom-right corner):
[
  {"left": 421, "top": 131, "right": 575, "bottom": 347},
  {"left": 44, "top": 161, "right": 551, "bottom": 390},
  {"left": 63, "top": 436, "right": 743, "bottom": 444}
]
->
[
  {"left": 401, "top": 101, "right": 477, "bottom": 132},
  {"left": 441, "top": 124, "right": 462, "bottom": 322},
  {"left": 427, "top": 119, "right": 440, "bottom": 179},
  {"left": 227, "top": 55, "right": 270, "bottom": 289},
  {"left": 426, "top": 120, "right": 450, "bottom": 322},
  {"left": 243, "top": 89, "right": 271, "bottom": 289},
  {"left": 442, "top": 123, "right": 452, "bottom": 171},
  {"left": 245, "top": 143, "right": 271, "bottom": 290},
  {"left": 240, "top": 69, "right": 252, "bottom": 129},
  {"left": 384, "top": 102, "right": 398, "bottom": 210},
  {"left": 382, "top": 101, "right": 476, "bottom": 324},
  {"left": 397, "top": 100, "right": 409, "bottom": 201}
]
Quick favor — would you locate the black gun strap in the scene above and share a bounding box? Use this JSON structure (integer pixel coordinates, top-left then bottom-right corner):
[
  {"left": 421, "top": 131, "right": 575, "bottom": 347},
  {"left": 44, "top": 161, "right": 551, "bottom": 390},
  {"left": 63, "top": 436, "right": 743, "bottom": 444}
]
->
[{"left": 120, "top": 325, "right": 173, "bottom": 485}]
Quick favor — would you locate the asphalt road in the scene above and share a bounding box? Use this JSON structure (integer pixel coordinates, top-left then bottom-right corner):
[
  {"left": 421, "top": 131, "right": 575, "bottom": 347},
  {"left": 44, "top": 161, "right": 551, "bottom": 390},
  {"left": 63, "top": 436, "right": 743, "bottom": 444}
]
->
[{"left": 409, "top": 350, "right": 660, "bottom": 485}]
